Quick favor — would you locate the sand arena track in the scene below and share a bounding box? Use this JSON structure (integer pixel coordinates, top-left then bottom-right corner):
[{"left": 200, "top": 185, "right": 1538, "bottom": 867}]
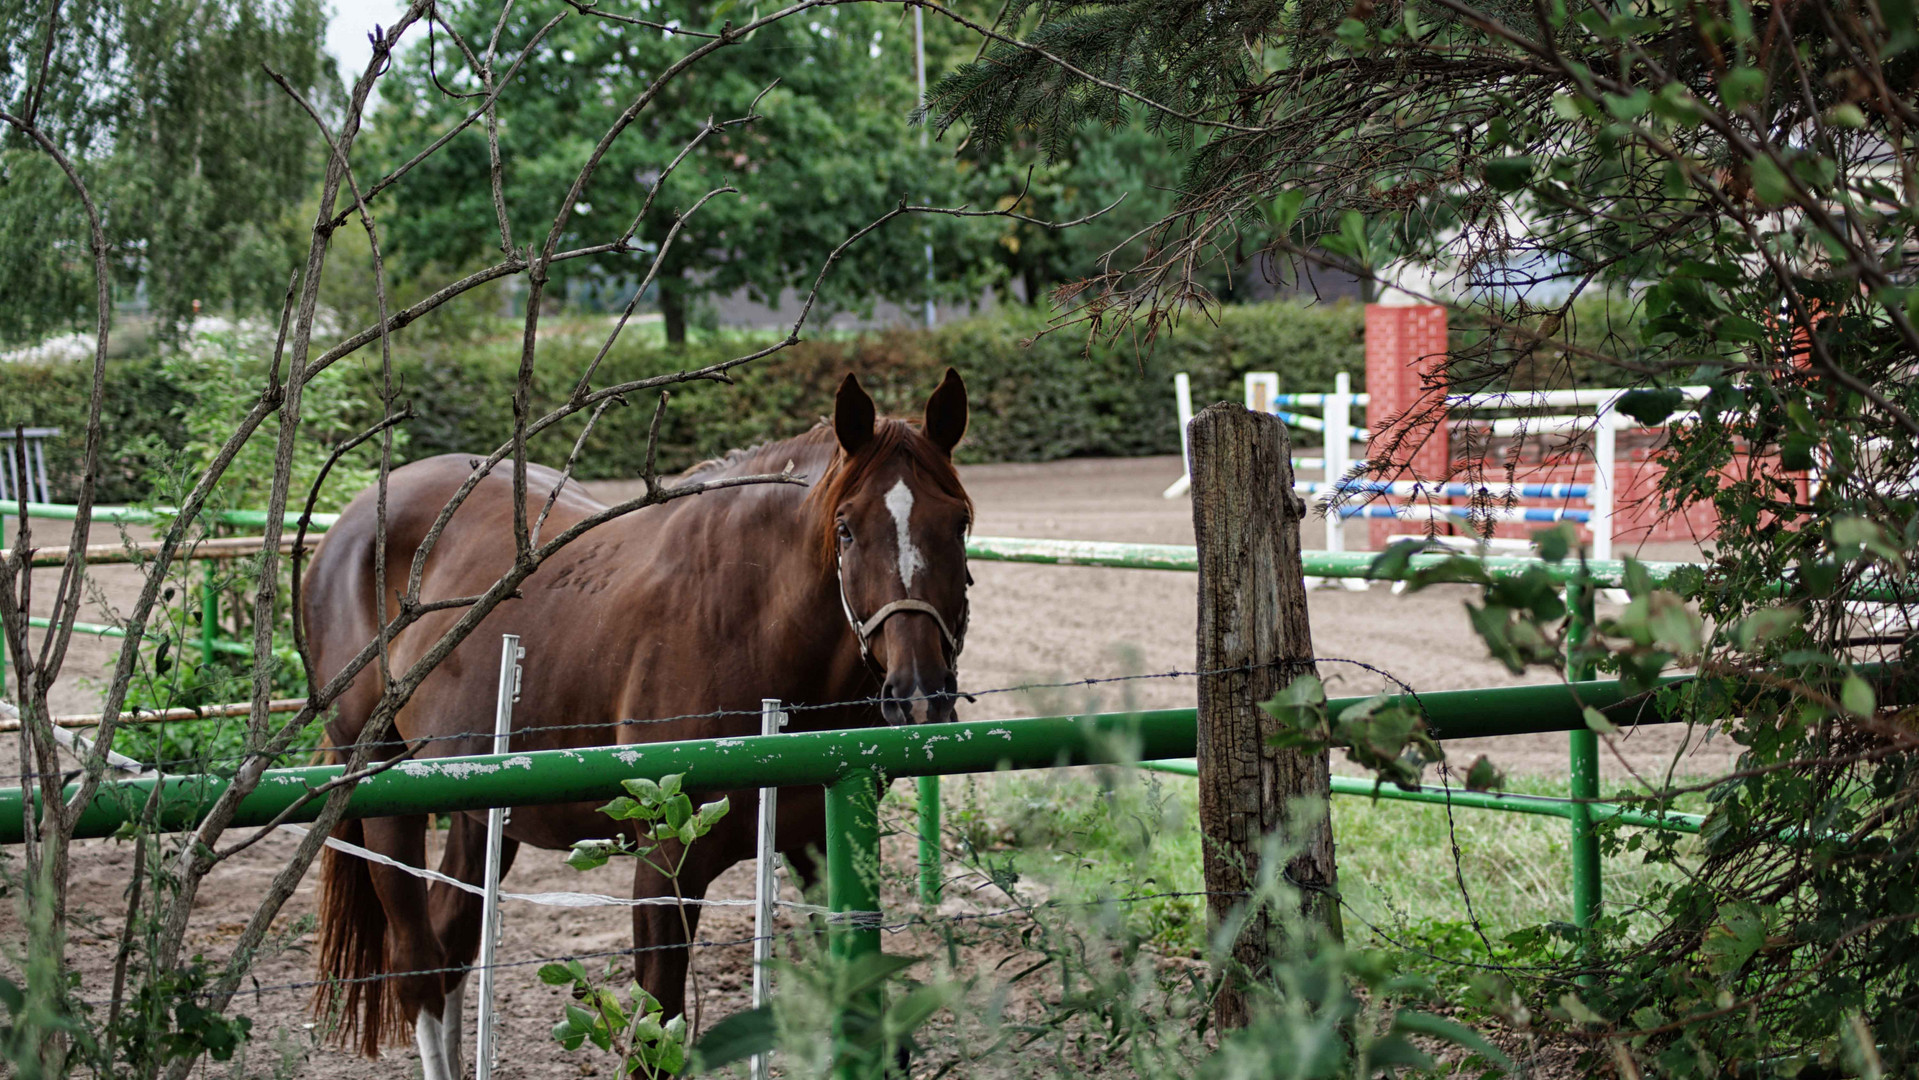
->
[{"left": 4, "top": 454, "right": 1732, "bottom": 1078}]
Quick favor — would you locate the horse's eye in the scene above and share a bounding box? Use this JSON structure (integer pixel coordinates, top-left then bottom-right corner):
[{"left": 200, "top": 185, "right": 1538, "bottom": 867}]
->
[{"left": 836, "top": 520, "right": 853, "bottom": 544}]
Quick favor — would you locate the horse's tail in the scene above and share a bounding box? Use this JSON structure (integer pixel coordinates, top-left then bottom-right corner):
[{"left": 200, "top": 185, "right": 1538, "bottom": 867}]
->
[{"left": 313, "top": 818, "right": 404, "bottom": 1057}]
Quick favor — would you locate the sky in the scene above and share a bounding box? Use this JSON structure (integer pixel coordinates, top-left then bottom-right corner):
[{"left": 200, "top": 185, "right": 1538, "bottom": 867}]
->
[{"left": 324, "top": 0, "right": 413, "bottom": 87}]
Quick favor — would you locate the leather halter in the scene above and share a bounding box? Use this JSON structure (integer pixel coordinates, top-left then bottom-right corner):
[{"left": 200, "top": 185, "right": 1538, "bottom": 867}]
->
[{"left": 837, "top": 548, "right": 966, "bottom": 673}]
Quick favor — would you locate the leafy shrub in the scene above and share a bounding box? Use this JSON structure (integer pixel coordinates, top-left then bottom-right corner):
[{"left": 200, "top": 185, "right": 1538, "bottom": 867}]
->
[{"left": 0, "top": 300, "right": 1369, "bottom": 500}]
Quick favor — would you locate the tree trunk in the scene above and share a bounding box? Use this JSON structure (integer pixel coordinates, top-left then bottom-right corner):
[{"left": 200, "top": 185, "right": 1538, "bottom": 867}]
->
[
  {"left": 1188, "top": 402, "right": 1340, "bottom": 1031},
  {"left": 659, "top": 275, "right": 687, "bottom": 346}
]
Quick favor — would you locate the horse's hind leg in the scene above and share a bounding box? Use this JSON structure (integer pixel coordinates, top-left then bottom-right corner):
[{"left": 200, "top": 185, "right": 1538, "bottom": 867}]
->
[
  {"left": 428, "top": 812, "right": 521, "bottom": 1079},
  {"left": 360, "top": 814, "right": 462, "bottom": 1080}
]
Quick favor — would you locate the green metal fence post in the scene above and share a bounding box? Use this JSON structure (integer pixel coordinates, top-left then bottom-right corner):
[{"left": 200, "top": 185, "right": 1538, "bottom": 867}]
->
[
  {"left": 826, "top": 768, "right": 883, "bottom": 1080},
  {"left": 199, "top": 559, "right": 219, "bottom": 670},
  {"left": 916, "top": 775, "right": 941, "bottom": 904},
  {"left": 1565, "top": 581, "right": 1602, "bottom": 937}
]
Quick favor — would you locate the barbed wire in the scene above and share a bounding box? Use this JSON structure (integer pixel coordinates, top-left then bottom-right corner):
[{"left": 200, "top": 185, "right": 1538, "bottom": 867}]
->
[
  {"left": 19, "top": 655, "right": 1428, "bottom": 784},
  {"left": 127, "top": 887, "right": 1257, "bottom": 1006}
]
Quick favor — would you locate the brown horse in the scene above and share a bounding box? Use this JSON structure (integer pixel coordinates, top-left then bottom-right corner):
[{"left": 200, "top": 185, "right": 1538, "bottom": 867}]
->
[{"left": 305, "top": 371, "right": 971, "bottom": 1078}]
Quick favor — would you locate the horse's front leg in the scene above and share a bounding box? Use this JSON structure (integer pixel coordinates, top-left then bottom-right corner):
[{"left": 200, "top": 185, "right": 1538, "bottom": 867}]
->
[{"left": 632, "top": 849, "right": 713, "bottom": 1024}]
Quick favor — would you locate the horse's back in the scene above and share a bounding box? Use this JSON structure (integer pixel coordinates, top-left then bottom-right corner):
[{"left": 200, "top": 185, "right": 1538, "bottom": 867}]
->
[{"left": 303, "top": 454, "right": 603, "bottom": 749}]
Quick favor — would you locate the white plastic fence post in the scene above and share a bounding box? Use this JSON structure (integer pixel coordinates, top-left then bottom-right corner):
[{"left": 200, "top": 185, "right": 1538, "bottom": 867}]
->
[
  {"left": 751, "top": 698, "right": 787, "bottom": 1080},
  {"left": 1324, "top": 373, "right": 1350, "bottom": 555},
  {"left": 1592, "top": 405, "right": 1617, "bottom": 564},
  {"left": 476, "top": 634, "right": 522, "bottom": 1080},
  {"left": 1163, "top": 373, "right": 1195, "bottom": 498}
]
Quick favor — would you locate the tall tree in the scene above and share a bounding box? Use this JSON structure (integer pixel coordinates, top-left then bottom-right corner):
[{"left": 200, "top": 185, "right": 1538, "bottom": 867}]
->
[
  {"left": 933, "top": 0, "right": 1919, "bottom": 1067},
  {"left": 0, "top": 0, "right": 333, "bottom": 341},
  {"left": 369, "top": 2, "right": 997, "bottom": 343}
]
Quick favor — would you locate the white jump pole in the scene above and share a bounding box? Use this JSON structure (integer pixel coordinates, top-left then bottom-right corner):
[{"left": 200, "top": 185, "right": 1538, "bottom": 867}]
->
[
  {"left": 750, "top": 698, "right": 788, "bottom": 1080},
  {"left": 475, "top": 634, "right": 522, "bottom": 1080},
  {"left": 1324, "top": 372, "right": 1350, "bottom": 555},
  {"left": 1592, "top": 406, "right": 1617, "bottom": 564},
  {"left": 1162, "top": 373, "right": 1195, "bottom": 498}
]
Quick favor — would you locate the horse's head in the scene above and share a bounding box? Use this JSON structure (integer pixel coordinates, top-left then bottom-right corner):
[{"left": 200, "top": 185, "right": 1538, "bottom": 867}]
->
[{"left": 817, "top": 369, "right": 972, "bottom": 725}]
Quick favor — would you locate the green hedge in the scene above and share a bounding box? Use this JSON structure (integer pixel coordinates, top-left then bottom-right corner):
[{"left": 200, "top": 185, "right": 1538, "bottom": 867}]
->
[
  {"left": 381, "top": 300, "right": 1366, "bottom": 478},
  {"left": 0, "top": 300, "right": 1367, "bottom": 500}
]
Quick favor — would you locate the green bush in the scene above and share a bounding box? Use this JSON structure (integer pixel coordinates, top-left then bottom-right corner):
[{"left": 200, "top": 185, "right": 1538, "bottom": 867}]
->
[{"left": 0, "top": 299, "right": 1369, "bottom": 499}]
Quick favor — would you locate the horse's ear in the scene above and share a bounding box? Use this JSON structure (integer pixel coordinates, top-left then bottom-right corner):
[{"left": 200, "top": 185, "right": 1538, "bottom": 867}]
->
[
  {"left": 834, "top": 373, "right": 876, "bottom": 456},
  {"left": 923, "top": 367, "right": 968, "bottom": 456}
]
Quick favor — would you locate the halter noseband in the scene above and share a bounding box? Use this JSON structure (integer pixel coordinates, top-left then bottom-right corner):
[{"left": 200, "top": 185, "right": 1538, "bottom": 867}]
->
[{"left": 837, "top": 548, "right": 966, "bottom": 673}]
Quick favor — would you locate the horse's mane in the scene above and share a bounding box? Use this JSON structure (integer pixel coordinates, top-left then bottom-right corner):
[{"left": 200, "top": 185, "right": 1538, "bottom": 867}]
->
[
  {"left": 676, "top": 425, "right": 840, "bottom": 482},
  {"left": 677, "top": 421, "right": 970, "bottom": 568}
]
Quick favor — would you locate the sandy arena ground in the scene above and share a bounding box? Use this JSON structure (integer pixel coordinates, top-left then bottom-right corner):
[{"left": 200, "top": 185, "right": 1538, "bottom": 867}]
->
[{"left": 3, "top": 454, "right": 1733, "bottom": 1078}]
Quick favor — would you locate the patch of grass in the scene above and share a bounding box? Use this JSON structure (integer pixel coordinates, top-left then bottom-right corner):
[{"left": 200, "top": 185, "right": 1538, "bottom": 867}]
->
[{"left": 940, "top": 765, "right": 1709, "bottom": 965}]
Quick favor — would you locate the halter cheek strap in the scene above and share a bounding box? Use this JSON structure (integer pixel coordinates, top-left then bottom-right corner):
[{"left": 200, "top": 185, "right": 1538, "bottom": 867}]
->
[{"left": 837, "top": 549, "right": 967, "bottom": 672}]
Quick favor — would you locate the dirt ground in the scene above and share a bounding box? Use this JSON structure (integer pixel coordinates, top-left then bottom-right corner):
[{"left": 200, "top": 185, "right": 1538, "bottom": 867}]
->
[{"left": 3, "top": 454, "right": 1734, "bottom": 1078}]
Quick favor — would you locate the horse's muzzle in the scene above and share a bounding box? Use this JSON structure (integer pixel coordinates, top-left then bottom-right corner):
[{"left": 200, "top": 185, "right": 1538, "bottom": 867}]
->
[{"left": 880, "top": 670, "right": 959, "bottom": 726}]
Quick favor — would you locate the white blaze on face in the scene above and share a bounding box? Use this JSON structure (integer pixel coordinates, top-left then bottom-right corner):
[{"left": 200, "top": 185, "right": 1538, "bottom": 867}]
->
[{"left": 885, "top": 478, "right": 925, "bottom": 590}]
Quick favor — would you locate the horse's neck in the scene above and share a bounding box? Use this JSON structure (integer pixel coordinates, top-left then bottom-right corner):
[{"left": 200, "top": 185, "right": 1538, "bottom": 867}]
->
[{"left": 666, "top": 432, "right": 865, "bottom": 703}]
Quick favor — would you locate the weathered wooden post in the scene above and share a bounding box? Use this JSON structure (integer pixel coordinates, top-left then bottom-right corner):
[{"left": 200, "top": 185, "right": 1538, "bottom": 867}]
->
[{"left": 1189, "top": 402, "right": 1340, "bottom": 1030}]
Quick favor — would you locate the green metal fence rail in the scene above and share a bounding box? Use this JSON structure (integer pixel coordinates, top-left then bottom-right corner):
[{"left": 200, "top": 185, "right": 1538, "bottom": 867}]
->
[
  {"left": 0, "top": 676, "right": 1722, "bottom": 844},
  {"left": 963, "top": 534, "right": 1697, "bottom": 587},
  {"left": 1136, "top": 761, "right": 1706, "bottom": 833},
  {"left": 1, "top": 668, "right": 1904, "bottom": 1076}
]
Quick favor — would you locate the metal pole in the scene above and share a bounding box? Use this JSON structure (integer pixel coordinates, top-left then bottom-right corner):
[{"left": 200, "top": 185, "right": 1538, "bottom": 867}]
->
[
  {"left": 31, "top": 436, "right": 51, "bottom": 505},
  {"left": 751, "top": 698, "right": 787, "bottom": 1080},
  {"left": 916, "top": 775, "right": 941, "bottom": 904},
  {"left": 826, "top": 768, "right": 882, "bottom": 1080},
  {"left": 916, "top": 6, "right": 935, "bottom": 329},
  {"left": 199, "top": 560, "right": 219, "bottom": 671},
  {"left": 1564, "top": 584, "right": 1602, "bottom": 940},
  {"left": 475, "top": 634, "right": 522, "bottom": 1080},
  {"left": 1592, "top": 404, "right": 1617, "bottom": 563},
  {"left": 1161, "top": 373, "right": 1195, "bottom": 498},
  {"left": 1324, "top": 372, "right": 1349, "bottom": 557}
]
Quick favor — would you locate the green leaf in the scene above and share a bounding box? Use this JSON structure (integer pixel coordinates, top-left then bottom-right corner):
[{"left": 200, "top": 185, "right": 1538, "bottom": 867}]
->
[
  {"left": 1719, "top": 67, "right": 1765, "bottom": 111},
  {"left": 596, "top": 796, "right": 642, "bottom": 821},
  {"left": 695, "top": 797, "right": 731, "bottom": 830},
  {"left": 1365, "top": 539, "right": 1421, "bottom": 580},
  {"left": 621, "top": 777, "right": 662, "bottom": 804},
  {"left": 538, "top": 963, "right": 578, "bottom": 987},
  {"left": 839, "top": 952, "right": 924, "bottom": 997},
  {"left": 664, "top": 792, "right": 693, "bottom": 831},
  {"left": 1324, "top": 209, "right": 1371, "bottom": 264},
  {"left": 1268, "top": 188, "right": 1307, "bottom": 234},
  {"left": 1390, "top": 1009, "right": 1516, "bottom": 1069},
  {"left": 1602, "top": 89, "right": 1651, "bottom": 120},
  {"left": 1583, "top": 706, "right": 1617, "bottom": 735},
  {"left": 1559, "top": 992, "right": 1608, "bottom": 1025},
  {"left": 659, "top": 773, "right": 684, "bottom": 798},
  {"left": 567, "top": 841, "right": 613, "bottom": 872},
  {"left": 1841, "top": 674, "right": 1875, "bottom": 718},
  {"left": 1404, "top": 556, "right": 1493, "bottom": 592},
  {"left": 1615, "top": 388, "right": 1685, "bottom": 426},
  {"left": 1732, "top": 606, "right": 1800, "bottom": 649},
  {"left": 690, "top": 1010, "right": 784, "bottom": 1075},
  {"left": 1749, "top": 155, "right": 1790, "bottom": 204},
  {"left": 1715, "top": 314, "right": 1768, "bottom": 343},
  {"left": 1464, "top": 755, "right": 1505, "bottom": 792},
  {"left": 1482, "top": 156, "right": 1535, "bottom": 192},
  {"left": 1532, "top": 522, "right": 1575, "bottom": 563},
  {"left": 884, "top": 983, "right": 962, "bottom": 1040},
  {"left": 1702, "top": 902, "right": 1768, "bottom": 976}
]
